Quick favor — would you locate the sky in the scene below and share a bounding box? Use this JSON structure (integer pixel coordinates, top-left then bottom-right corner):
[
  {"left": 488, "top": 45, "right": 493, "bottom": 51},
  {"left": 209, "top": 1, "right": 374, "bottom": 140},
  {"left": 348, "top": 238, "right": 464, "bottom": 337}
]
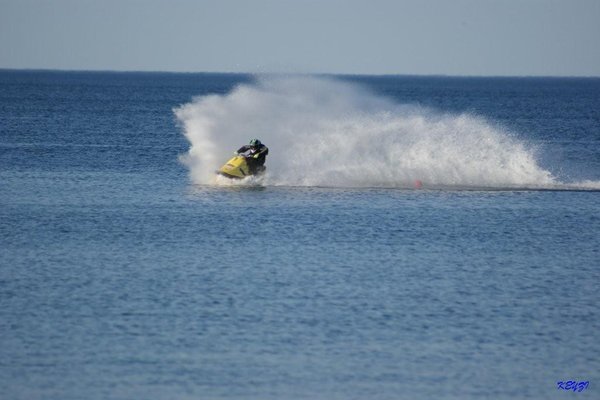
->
[{"left": 1, "top": 0, "right": 599, "bottom": 76}]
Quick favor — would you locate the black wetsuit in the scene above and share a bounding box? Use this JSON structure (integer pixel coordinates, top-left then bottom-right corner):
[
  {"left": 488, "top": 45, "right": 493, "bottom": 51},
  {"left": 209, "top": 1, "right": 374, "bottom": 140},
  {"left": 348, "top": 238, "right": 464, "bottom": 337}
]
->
[{"left": 236, "top": 144, "right": 269, "bottom": 173}]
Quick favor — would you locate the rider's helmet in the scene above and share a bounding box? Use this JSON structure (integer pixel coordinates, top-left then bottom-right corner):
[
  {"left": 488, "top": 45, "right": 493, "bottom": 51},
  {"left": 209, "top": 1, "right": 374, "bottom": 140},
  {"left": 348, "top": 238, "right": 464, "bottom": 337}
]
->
[{"left": 249, "top": 138, "right": 261, "bottom": 147}]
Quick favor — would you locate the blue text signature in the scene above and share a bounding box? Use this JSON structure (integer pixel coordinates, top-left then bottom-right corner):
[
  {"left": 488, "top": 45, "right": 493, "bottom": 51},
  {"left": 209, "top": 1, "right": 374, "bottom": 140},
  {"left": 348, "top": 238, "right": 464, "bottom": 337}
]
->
[{"left": 557, "top": 381, "right": 589, "bottom": 392}]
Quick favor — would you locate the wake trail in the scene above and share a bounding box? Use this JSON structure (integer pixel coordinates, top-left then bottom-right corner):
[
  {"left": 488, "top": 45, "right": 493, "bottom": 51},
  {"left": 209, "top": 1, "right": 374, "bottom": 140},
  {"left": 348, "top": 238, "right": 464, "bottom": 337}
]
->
[{"left": 174, "top": 76, "right": 600, "bottom": 191}]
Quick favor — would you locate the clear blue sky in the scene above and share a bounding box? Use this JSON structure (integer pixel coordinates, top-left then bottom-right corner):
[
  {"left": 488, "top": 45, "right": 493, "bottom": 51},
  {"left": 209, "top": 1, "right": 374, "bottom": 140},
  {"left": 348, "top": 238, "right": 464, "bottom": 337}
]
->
[{"left": 1, "top": 0, "right": 599, "bottom": 76}]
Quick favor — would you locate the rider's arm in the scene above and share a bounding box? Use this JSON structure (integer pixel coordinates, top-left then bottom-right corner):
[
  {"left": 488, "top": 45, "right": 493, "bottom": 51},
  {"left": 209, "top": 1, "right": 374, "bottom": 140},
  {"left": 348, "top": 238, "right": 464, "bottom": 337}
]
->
[{"left": 236, "top": 145, "right": 250, "bottom": 154}]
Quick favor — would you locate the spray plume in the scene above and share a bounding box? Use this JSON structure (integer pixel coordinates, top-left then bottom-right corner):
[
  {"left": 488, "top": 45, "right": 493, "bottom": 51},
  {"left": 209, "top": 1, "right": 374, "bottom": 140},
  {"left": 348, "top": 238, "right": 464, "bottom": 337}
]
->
[{"left": 174, "top": 76, "right": 597, "bottom": 190}]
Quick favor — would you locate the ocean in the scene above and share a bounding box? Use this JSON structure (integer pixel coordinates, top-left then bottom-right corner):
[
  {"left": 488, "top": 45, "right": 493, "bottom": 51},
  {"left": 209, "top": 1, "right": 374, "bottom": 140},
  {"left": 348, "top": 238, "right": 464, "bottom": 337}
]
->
[{"left": 1, "top": 70, "right": 599, "bottom": 399}]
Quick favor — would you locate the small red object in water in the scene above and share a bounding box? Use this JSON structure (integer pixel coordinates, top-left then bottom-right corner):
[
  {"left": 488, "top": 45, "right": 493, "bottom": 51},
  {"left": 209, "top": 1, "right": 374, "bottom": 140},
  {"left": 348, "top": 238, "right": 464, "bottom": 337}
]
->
[{"left": 414, "top": 180, "right": 423, "bottom": 189}]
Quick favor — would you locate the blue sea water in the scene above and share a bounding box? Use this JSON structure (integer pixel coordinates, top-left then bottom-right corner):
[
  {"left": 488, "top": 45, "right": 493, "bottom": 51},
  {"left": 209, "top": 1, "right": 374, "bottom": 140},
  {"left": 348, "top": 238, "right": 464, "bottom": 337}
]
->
[{"left": 1, "top": 70, "right": 599, "bottom": 399}]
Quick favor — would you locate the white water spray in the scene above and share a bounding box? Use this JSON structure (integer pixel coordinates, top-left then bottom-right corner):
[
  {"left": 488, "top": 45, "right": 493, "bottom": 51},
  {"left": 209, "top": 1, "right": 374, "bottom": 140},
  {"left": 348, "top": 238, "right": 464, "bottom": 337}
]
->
[{"left": 175, "top": 75, "right": 583, "bottom": 189}]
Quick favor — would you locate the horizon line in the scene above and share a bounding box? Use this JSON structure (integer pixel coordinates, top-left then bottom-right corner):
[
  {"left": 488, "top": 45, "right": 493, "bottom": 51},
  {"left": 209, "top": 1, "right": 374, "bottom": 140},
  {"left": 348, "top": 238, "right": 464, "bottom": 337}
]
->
[{"left": 1, "top": 67, "right": 599, "bottom": 79}]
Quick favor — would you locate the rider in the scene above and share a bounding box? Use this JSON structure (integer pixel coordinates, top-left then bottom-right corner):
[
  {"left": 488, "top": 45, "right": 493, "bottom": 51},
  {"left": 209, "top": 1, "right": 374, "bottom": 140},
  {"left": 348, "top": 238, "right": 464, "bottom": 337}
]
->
[{"left": 236, "top": 138, "right": 269, "bottom": 173}]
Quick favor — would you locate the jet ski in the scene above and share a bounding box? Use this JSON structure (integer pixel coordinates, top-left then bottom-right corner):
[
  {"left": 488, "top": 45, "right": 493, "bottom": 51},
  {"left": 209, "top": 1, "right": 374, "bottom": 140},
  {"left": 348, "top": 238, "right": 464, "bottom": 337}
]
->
[{"left": 216, "top": 153, "right": 265, "bottom": 179}]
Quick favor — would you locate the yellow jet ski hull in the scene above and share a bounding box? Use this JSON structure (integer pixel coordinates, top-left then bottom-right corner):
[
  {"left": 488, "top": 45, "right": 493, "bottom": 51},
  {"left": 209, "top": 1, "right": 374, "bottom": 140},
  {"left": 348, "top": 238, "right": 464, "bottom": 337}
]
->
[{"left": 217, "top": 155, "right": 252, "bottom": 179}]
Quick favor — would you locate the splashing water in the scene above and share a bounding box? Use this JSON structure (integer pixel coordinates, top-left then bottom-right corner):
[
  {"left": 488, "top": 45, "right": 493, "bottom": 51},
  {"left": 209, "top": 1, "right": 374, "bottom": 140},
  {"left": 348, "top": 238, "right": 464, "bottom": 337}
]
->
[{"left": 174, "top": 75, "right": 590, "bottom": 190}]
